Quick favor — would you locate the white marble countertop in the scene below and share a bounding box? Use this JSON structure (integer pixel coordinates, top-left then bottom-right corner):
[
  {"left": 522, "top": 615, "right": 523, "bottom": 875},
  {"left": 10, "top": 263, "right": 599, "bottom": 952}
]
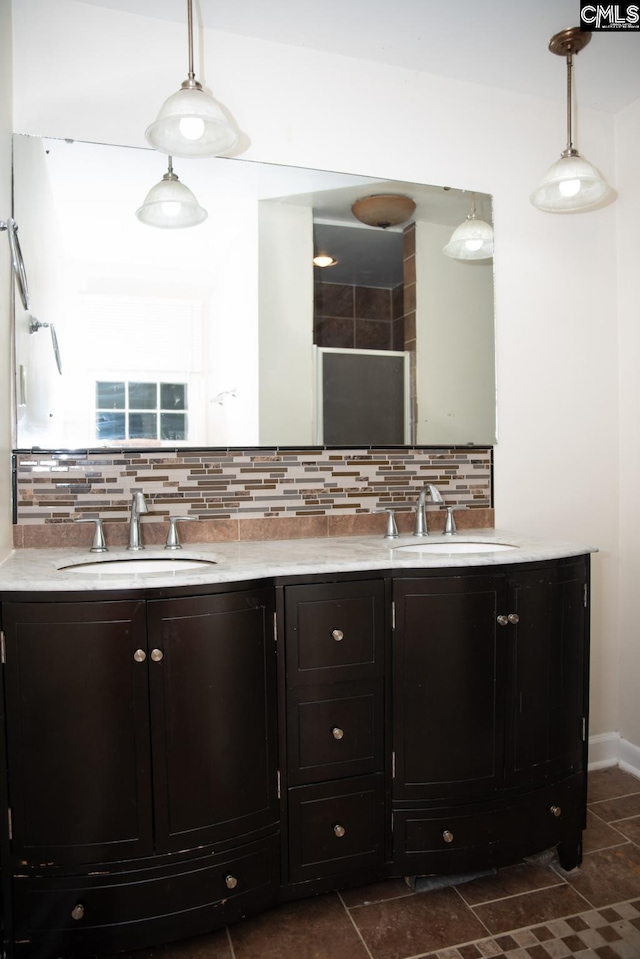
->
[{"left": 0, "top": 530, "right": 597, "bottom": 593}]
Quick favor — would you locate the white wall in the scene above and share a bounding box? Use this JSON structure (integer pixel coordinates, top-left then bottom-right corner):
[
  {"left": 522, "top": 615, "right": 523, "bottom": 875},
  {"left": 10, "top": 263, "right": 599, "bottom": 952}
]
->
[
  {"left": 415, "top": 220, "right": 495, "bottom": 445},
  {"left": 0, "top": 0, "right": 13, "bottom": 559},
  {"left": 616, "top": 97, "right": 640, "bottom": 751},
  {"left": 10, "top": 0, "right": 624, "bottom": 739},
  {"left": 259, "top": 202, "right": 314, "bottom": 444}
]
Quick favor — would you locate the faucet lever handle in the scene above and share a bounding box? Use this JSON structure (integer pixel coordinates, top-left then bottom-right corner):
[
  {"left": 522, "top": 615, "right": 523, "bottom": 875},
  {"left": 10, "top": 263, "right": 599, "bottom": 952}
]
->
[
  {"left": 442, "top": 505, "right": 466, "bottom": 535},
  {"left": 165, "top": 516, "right": 197, "bottom": 550},
  {"left": 75, "top": 517, "right": 108, "bottom": 553},
  {"left": 374, "top": 508, "right": 399, "bottom": 540}
]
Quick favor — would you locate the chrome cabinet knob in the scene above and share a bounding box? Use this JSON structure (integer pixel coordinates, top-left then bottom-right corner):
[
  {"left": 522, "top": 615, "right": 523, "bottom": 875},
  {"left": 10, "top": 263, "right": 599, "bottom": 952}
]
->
[
  {"left": 133, "top": 649, "right": 147, "bottom": 663},
  {"left": 332, "top": 727, "right": 344, "bottom": 740},
  {"left": 550, "top": 805, "right": 562, "bottom": 817},
  {"left": 331, "top": 629, "right": 344, "bottom": 642},
  {"left": 71, "top": 903, "right": 85, "bottom": 921},
  {"left": 508, "top": 613, "right": 520, "bottom": 624},
  {"left": 442, "top": 829, "right": 454, "bottom": 843},
  {"left": 333, "top": 824, "right": 346, "bottom": 838},
  {"left": 150, "top": 648, "right": 164, "bottom": 662},
  {"left": 225, "top": 874, "right": 238, "bottom": 889},
  {"left": 497, "top": 615, "right": 509, "bottom": 626}
]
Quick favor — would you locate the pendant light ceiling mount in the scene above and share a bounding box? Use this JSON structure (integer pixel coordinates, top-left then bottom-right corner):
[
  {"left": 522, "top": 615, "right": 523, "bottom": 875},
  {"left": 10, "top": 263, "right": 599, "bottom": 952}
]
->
[
  {"left": 530, "top": 26, "right": 613, "bottom": 214},
  {"left": 145, "top": 0, "right": 239, "bottom": 159}
]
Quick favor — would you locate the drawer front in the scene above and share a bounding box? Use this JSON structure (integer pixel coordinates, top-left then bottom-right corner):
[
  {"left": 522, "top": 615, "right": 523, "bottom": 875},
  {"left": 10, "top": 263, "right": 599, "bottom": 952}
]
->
[
  {"left": 13, "top": 835, "right": 279, "bottom": 949},
  {"left": 285, "top": 581, "right": 385, "bottom": 685},
  {"left": 287, "top": 680, "right": 384, "bottom": 785},
  {"left": 394, "top": 775, "right": 584, "bottom": 873},
  {"left": 288, "top": 774, "right": 386, "bottom": 883}
]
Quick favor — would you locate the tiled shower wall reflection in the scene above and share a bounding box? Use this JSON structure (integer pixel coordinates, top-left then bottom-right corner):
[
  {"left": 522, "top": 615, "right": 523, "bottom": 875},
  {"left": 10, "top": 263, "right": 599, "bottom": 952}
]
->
[{"left": 13, "top": 447, "right": 493, "bottom": 548}]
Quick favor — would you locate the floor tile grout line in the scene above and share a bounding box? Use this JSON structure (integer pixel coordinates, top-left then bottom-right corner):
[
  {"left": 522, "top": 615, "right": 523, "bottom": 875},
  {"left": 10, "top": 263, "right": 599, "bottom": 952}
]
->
[
  {"left": 588, "top": 790, "right": 640, "bottom": 806},
  {"left": 225, "top": 925, "right": 237, "bottom": 959},
  {"left": 453, "top": 874, "right": 569, "bottom": 909},
  {"left": 451, "top": 882, "right": 495, "bottom": 939},
  {"left": 337, "top": 889, "right": 377, "bottom": 959}
]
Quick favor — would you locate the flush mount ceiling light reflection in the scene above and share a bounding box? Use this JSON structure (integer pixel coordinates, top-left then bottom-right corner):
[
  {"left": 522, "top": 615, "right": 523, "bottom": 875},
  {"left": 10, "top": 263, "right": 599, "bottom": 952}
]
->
[
  {"left": 443, "top": 193, "right": 493, "bottom": 260},
  {"left": 313, "top": 254, "right": 338, "bottom": 268},
  {"left": 145, "top": 0, "right": 239, "bottom": 158},
  {"left": 351, "top": 194, "right": 416, "bottom": 229},
  {"left": 530, "top": 27, "right": 613, "bottom": 213},
  {"left": 135, "top": 157, "right": 207, "bottom": 229}
]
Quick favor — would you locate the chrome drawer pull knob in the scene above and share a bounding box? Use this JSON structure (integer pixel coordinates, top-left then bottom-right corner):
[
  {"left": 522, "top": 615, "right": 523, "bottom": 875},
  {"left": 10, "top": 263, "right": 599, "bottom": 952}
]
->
[
  {"left": 497, "top": 615, "right": 509, "bottom": 626},
  {"left": 550, "top": 805, "right": 562, "bottom": 817},
  {"left": 331, "top": 629, "right": 344, "bottom": 642},
  {"left": 508, "top": 613, "right": 520, "bottom": 624},
  {"left": 332, "top": 727, "right": 344, "bottom": 740},
  {"left": 333, "top": 824, "right": 346, "bottom": 838},
  {"left": 442, "top": 830, "right": 454, "bottom": 843},
  {"left": 71, "top": 903, "right": 85, "bottom": 921},
  {"left": 225, "top": 874, "right": 238, "bottom": 889},
  {"left": 150, "top": 648, "right": 164, "bottom": 662},
  {"left": 133, "top": 649, "right": 146, "bottom": 663}
]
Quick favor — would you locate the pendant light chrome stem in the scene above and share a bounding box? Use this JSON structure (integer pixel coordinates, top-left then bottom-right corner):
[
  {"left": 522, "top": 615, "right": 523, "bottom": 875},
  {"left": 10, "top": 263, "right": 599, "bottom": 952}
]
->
[
  {"left": 530, "top": 26, "right": 613, "bottom": 214},
  {"left": 187, "top": 0, "right": 195, "bottom": 81}
]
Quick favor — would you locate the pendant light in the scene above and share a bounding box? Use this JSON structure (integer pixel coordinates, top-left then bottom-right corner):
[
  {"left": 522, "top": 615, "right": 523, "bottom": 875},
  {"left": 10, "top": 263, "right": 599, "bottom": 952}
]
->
[
  {"left": 530, "top": 28, "right": 612, "bottom": 213},
  {"left": 443, "top": 193, "right": 493, "bottom": 260},
  {"left": 145, "top": 0, "right": 238, "bottom": 158},
  {"left": 136, "top": 157, "right": 207, "bottom": 229}
]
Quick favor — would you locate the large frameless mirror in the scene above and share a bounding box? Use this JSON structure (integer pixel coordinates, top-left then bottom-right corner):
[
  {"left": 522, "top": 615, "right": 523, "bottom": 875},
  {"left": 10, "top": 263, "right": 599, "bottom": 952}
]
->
[{"left": 12, "top": 134, "right": 496, "bottom": 450}]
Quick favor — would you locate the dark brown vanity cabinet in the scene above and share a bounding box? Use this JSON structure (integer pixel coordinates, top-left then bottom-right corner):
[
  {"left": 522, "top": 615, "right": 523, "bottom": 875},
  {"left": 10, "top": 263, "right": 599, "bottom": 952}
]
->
[
  {"left": 392, "top": 558, "right": 589, "bottom": 875},
  {"left": 0, "top": 587, "right": 279, "bottom": 957},
  {"left": 0, "top": 555, "right": 590, "bottom": 958},
  {"left": 282, "top": 580, "right": 387, "bottom": 884}
]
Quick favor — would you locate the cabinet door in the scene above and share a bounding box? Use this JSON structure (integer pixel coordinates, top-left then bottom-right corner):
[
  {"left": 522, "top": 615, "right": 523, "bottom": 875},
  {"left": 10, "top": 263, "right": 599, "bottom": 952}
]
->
[
  {"left": 506, "top": 559, "right": 588, "bottom": 786},
  {"left": 2, "top": 600, "right": 153, "bottom": 865},
  {"left": 393, "top": 574, "right": 507, "bottom": 802},
  {"left": 147, "top": 588, "right": 278, "bottom": 853}
]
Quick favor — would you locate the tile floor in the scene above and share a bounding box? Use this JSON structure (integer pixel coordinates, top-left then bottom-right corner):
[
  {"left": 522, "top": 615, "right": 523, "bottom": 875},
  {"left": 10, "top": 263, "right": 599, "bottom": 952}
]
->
[{"left": 113, "top": 767, "right": 640, "bottom": 959}]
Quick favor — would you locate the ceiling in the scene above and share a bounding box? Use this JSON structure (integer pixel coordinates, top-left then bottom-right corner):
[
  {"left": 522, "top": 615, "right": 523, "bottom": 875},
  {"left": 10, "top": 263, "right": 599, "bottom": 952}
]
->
[{"left": 75, "top": 0, "right": 640, "bottom": 114}]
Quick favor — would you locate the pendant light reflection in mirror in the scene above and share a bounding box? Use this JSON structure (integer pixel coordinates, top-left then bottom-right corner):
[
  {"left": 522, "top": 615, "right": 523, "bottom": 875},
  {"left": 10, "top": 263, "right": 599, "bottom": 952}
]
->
[
  {"left": 530, "top": 27, "right": 614, "bottom": 213},
  {"left": 443, "top": 192, "right": 494, "bottom": 261},
  {"left": 136, "top": 156, "right": 207, "bottom": 229}
]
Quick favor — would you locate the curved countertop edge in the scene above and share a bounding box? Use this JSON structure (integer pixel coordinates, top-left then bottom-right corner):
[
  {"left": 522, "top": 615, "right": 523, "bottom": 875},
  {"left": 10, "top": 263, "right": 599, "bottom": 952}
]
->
[{"left": 0, "top": 530, "right": 598, "bottom": 593}]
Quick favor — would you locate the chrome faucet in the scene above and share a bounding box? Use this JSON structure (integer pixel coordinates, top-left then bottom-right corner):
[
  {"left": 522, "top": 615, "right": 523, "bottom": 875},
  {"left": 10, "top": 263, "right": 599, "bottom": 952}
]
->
[
  {"left": 127, "top": 491, "right": 149, "bottom": 550},
  {"left": 413, "top": 483, "right": 444, "bottom": 536}
]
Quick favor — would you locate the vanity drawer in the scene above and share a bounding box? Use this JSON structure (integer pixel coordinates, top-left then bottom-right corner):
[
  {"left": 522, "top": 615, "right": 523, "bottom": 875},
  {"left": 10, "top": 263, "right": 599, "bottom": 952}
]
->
[
  {"left": 12, "top": 835, "right": 279, "bottom": 956},
  {"left": 394, "top": 775, "right": 584, "bottom": 873},
  {"left": 287, "top": 774, "right": 386, "bottom": 882},
  {"left": 287, "top": 679, "right": 384, "bottom": 785},
  {"left": 284, "top": 580, "right": 385, "bottom": 686}
]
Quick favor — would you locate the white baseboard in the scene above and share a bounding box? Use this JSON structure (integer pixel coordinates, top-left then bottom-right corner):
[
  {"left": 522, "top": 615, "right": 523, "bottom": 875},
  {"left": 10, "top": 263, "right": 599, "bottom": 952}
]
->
[{"left": 588, "top": 732, "right": 640, "bottom": 778}]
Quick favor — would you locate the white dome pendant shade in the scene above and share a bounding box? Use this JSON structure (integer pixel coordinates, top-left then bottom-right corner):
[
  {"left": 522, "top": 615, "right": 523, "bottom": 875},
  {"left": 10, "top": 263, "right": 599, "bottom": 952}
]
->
[
  {"left": 136, "top": 158, "right": 207, "bottom": 229},
  {"left": 443, "top": 194, "right": 494, "bottom": 260},
  {"left": 530, "top": 150, "right": 612, "bottom": 213},
  {"left": 530, "top": 28, "right": 613, "bottom": 214},
  {"left": 145, "top": 0, "right": 239, "bottom": 158}
]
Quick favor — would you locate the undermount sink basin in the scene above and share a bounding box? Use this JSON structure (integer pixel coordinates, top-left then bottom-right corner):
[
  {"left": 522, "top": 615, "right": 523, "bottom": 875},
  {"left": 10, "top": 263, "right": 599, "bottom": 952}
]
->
[
  {"left": 393, "top": 541, "right": 519, "bottom": 555},
  {"left": 60, "top": 557, "right": 218, "bottom": 575}
]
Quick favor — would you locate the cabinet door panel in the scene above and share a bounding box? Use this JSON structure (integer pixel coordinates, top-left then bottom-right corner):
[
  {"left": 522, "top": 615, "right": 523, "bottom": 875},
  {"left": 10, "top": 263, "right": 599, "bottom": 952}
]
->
[
  {"left": 147, "top": 588, "right": 278, "bottom": 852},
  {"left": 508, "top": 561, "right": 588, "bottom": 784},
  {"left": 393, "top": 575, "right": 506, "bottom": 801},
  {"left": 3, "top": 601, "right": 153, "bottom": 865}
]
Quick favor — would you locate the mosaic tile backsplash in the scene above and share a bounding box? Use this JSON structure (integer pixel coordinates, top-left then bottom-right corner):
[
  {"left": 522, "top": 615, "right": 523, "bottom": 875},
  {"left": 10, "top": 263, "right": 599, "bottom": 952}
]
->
[{"left": 12, "top": 447, "right": 493, "bottom": 548}]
